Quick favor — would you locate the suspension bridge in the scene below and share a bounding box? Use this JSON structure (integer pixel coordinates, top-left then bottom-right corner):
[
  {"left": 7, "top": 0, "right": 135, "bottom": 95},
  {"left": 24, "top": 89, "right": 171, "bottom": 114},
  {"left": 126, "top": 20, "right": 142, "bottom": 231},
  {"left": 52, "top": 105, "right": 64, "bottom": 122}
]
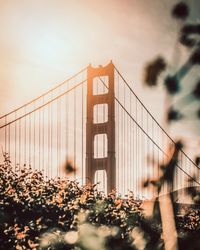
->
[{"left": 0, "top": 61, "right": 199, "bottom": 199}]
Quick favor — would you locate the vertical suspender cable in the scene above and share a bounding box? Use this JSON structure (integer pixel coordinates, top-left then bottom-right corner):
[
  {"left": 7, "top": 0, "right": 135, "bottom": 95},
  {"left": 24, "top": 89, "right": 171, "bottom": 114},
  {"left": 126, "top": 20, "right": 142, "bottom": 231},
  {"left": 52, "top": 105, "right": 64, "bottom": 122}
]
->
[
  {"left": 8, "top": 124, "right": 10, "bottom": 158},
  {"left": 50, "top": 95, "right": 53, "bottom": 178},
  {"left": 125, "top": 88, "right": 128, "bottom": 192},
  {"left": 33, "top": 104, "right": 35, "bottom": 170},
  {"left": 123, "top": 82, "right": 125, "bottom": 195},
  {"left": 5, "top": 116, "right": 7, "bottom": 154},
  {"left": 124, "top": 87, "right": 127, "bottom": 193},
  {"left": 146, "top": 111, "right": 148, "bottom": 198},
  {"left": 57, "top": 98, "right": 59, "bottom": 177},
  {"left": 141, "top": 105, "right": 144, "bottom": 198},
  {"left": 130, "top": 90, "right": 132, "bottom": 193},
  {"left": 157, "top": 127, "right": 160, "bottom": 182},
  {"left": 136, "top": 99, "right": 138, "bottom": 196},
  {"left": 48, "top": 102, "right": 50, "bottom": 178},
  {"left": 19, "top": 118, "right": 21, "bottom": 170},
  {"left": 117, "top": 72, "right": 120, "bottom": 191},
  {"left": 65, "top": 91, "right": 68, "bottom": 175},
  {"left": 42, "top": 97, "right": 45, "bottom": 173},
  {"left": 24, "top": 106, "right": 26, "bottom": 166},
  {"left": 129, "top": 90, "right": 131, "bottom": 192},
  {"left": 39, "top": 106, "right": 41, "bottom": 171},
  {"left": 29, "top": 112, "right": 31, "bottom": 167},
  {"left": 58, "top": 95, "right": 61, "bottom": 177},
  {"left": 74, "top": 86, "right": 76, "bottom": 179},
  {"left": 152, "top": 118, "right": 154, "bottom": 190},
  {"left": 81, "top": 82, "right": 84, "bottom": 185},
  {"left": 15, "top": 112, "right": 17, "bottom": 170}
]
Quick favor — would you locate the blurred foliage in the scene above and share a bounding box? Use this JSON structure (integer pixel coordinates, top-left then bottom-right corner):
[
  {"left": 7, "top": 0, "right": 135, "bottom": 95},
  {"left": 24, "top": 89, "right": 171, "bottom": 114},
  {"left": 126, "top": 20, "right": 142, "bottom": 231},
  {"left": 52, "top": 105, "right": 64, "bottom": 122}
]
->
[
  {"left": 144, "top": 57, "right": 166, "bottom": 87},
  {"left": 192, "top": 80, "right": 200, "bottom": 99},
  {"left": 143, "top": 1, "right": 200, "bottom": 126},
  {"left": 143, "top": 1, "right": 200, "bottom": 163},
  {"left": 164, "top": 75, "right": 180, "bottom": 95},
  {"left": 180, "top": 24, "right": 200, "bottom": 47},
  {"left": 171, "top": 2, "right": 189, "bottom": 20},
  {"left": 189, "top": 49, "right": 200, "bottom": 65},
  {"left": 64, "top": 160, "right": 77, "bottom": 175},
  {"left": 0, "top": 151, "right": 199, "bottom": 249},
  {"left": 167, "top": 107, "right": 183, "bottom": 122},
  {"left": 142, "top": 142, "right": 200, "bottom": 249},
  {"left": 0, "top": 154, "right": 141, "bottom": 250}
]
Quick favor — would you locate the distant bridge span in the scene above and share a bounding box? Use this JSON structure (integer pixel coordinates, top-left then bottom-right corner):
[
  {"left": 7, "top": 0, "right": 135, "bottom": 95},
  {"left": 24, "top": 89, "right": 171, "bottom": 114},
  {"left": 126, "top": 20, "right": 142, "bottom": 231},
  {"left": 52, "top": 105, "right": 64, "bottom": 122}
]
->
[{"left": 0, "top": 61, "right": 199, "bottom": 198}]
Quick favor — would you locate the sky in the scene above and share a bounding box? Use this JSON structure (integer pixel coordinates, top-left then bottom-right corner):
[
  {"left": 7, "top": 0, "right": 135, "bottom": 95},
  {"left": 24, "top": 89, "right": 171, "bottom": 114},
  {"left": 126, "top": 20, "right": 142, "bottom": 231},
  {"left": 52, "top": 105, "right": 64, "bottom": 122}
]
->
[{"left": 0, "top": 0, "right": 200, "bottom": 157}]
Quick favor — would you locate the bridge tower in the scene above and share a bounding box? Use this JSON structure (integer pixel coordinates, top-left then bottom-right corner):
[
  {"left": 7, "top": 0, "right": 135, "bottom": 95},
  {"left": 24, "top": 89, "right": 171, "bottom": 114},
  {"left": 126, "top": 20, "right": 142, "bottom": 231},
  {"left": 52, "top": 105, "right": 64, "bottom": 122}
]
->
[{"left": 86, "top": 61, "right": 116, "bottom": 193}]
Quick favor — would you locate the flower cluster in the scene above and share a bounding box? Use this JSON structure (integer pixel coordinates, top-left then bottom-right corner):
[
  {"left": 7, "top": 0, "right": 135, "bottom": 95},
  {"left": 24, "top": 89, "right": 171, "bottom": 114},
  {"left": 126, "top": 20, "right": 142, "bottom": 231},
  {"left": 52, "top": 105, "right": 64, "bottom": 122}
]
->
[
  {"left": 0, "top": 155, "right": 199, "bottom": 250},
  {"left": 0, "top": 158, "right": 142, "bottom": 250}
]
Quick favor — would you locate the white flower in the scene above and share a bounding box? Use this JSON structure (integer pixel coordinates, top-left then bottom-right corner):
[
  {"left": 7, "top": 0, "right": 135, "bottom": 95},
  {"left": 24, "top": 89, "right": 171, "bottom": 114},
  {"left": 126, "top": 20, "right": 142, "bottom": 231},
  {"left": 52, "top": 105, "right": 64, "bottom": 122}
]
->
[
  {"left": 64, "top": 231, "right": 78, "bottom": 244},
  {"left": 131, "top": 227, "right": 146, "bottom": 250}
]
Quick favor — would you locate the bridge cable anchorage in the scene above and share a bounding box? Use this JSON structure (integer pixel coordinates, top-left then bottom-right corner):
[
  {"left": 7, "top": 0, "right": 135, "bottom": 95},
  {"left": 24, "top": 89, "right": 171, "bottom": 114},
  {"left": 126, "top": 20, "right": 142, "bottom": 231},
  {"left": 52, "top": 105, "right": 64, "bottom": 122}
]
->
[
  {"left": 98, "top": 76, "right": 200, "bottom": 186},
  {"left": 114, "top": 66, "right": 200, "bottom": 171}
]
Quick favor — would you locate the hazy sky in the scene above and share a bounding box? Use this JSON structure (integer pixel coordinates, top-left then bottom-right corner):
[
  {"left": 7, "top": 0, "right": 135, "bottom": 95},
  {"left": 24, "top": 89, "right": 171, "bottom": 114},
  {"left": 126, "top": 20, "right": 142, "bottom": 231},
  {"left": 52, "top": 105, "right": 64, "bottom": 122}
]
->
[{"left": 0, "top": 0, "right": 200, "bottom": 154}]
